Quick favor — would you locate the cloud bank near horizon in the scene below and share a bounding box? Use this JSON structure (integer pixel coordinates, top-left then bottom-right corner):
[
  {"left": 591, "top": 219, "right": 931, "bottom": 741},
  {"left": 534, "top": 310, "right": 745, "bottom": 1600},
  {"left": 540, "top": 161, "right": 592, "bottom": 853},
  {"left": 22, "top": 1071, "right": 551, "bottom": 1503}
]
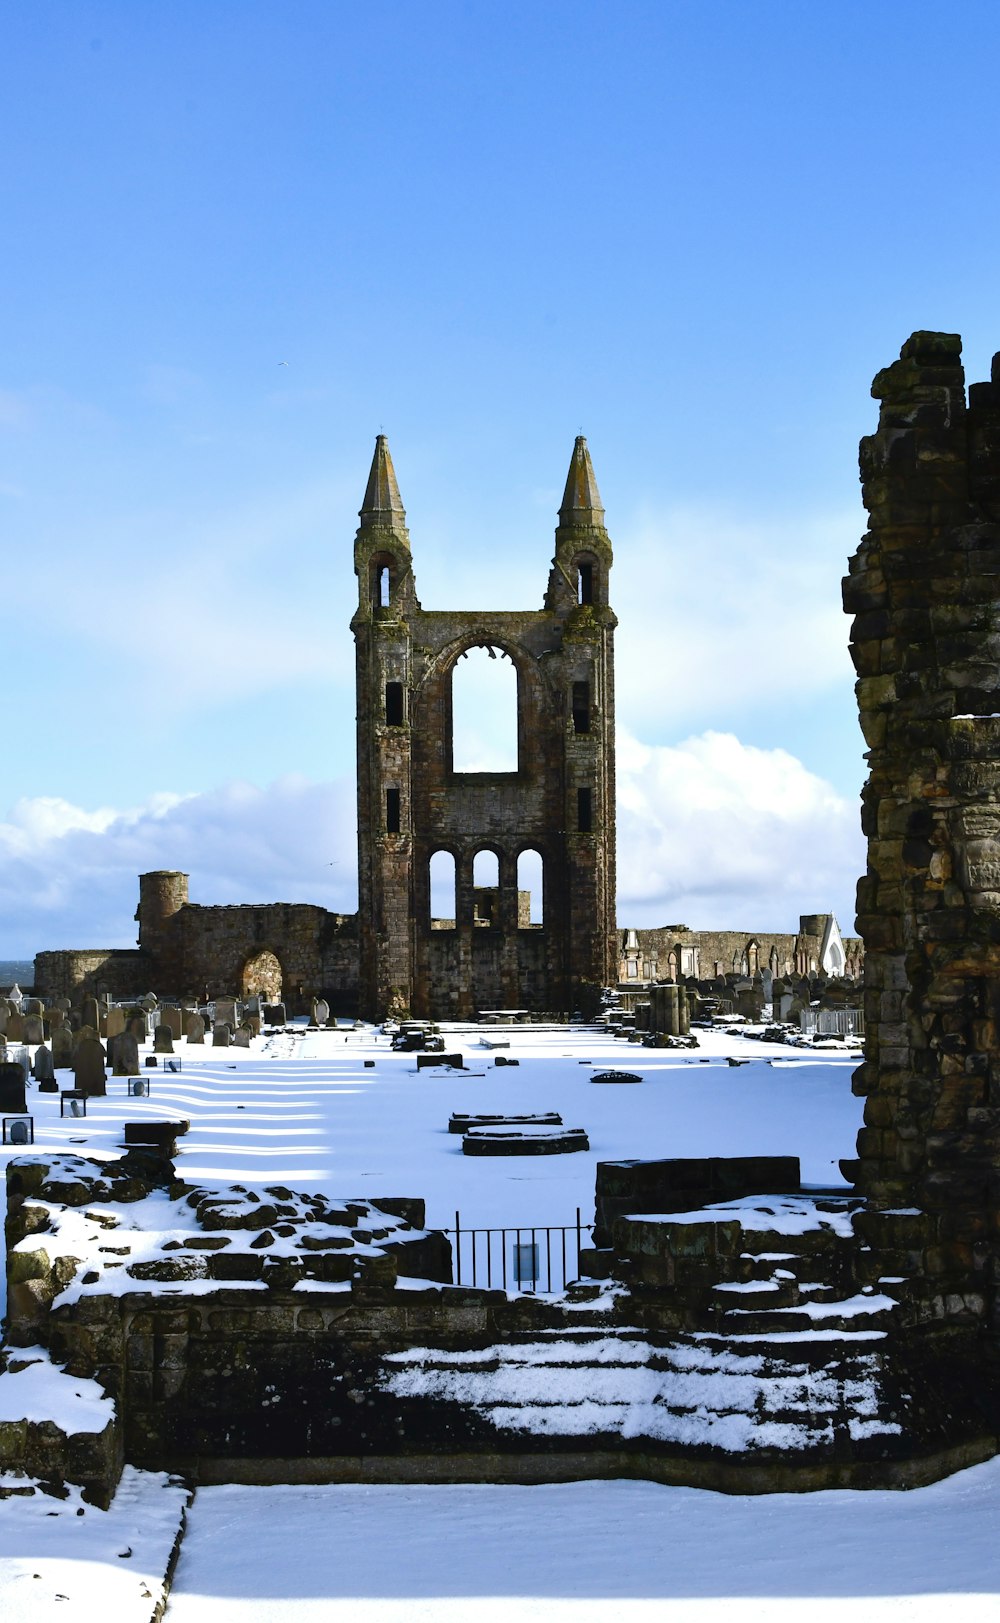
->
[{"left": 0, "top": 731, "right": 864, "bottom": 961}]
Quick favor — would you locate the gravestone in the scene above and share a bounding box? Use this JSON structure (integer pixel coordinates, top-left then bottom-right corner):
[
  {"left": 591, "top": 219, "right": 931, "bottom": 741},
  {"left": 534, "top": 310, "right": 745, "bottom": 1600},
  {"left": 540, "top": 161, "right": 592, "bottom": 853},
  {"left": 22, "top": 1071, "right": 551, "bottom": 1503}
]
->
[
  {"left": 153, "top": 1024, "right": 175, "bottom": 1054},
  {"left": 161, "top": 1007, "right": 183, "bottom": 1041},
  {"left": 213, "top": 1022, "right": 232, "bottom": 1048},
  {"left": 113, "top": 1032, "right": 141, "bottom": 1077},
  {"left": 24, "top": 998, "right": 43, "bottom": 1018},
  {"left": 243, "top": 1013, "right": 261, "bottom": 1038},
  {"left": 141, "top": 993, "right": 158, "bottom": 1012},
  {"left": 47, "top": 1008, "right": 65, "bottom": 1032},
  {"left": 73, "top": 1023, "right": 99, "bottom": 1052},
  {"left": 185, "top": 1013, "right": 205, "bottom": 1044},
  {"left": 23, "top": 1015, "right": 44, "bottom": 1046},
  {"left": 0, "top": 1003, "right": 7, "bottom": 1036},
  {"left": 128, "top": 1015, "right": 147, "bottom": 1042},
  {"left": 263, "top": 1003, "right": 286, "bottom": 1026},
  {"left": 33, "top": 1046, "right": 56, "bottom": 1090},
  {"left": 106, "top": 1008, "right": 126, "bottom": 1040},
  {"left": 312, "top": 998, "right": 330, "bottom": 1027},
  {"left": 73, "top": 1036, "right": 107, "bottom": 1096},
  {"left": 54, "top": 997, "right": 71, "bottom": 1013},
  {"left": 52, "top": 1027, "right": 74, "bottom": 1069},
  {"left": 215, "top": 999, "right": 238, "bottom": 1030},
  {"left": 80, "top": 996, "right": 100, "bottom": 1032},
  {"left": 6, "top": 1012, "right": 23, "bottom": 1042},
  {"left": 232, "top": 1027, "right": 252, "bottom": 1048},
  {"left": 0, "top": 1061, "right": 27, "bottom": 1112}
]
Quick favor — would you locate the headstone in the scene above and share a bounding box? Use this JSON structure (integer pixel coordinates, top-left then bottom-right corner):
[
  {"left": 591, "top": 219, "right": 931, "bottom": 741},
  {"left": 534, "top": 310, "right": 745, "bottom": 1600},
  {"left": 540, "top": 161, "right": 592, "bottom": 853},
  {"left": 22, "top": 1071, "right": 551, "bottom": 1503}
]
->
[
  {"left": 80, "top": 996, "right": 100, "bottom": 1032},
  {"left": 141, "top": 992, "right": 159, "bottom": 1012},
  {"left": 232, "top": 1027, "right": 252, "bottom": 1048},
  {"left": 106, "top": 1008, "right": 126, "bottom": 1040},
  {"left": 128, "top": 1015, "right": 147, "bottom": 1042},
  {"left": 243, "top": 1012, "right": 261, "bottom": 1038},
  {"left": 0, "top": 1003, "right": 7, "bottom": 1036},
  {"left": 6, "top": 1012, "right": 23, "bottom": 1042},
  {"left": 212, "top": 1022, "right": 232, "bottom": 1048},
  {"left": 55, "top": 997, "right": 71, "bottom": 1013},
  {"left": 263, "top": 1003, "right": 286, "bottom": 1026},
  {"left": 112, "top": 1032, "right": 141, "bottom": 1077},
  {"left": 51, "top": 1026, "right": 74, "bottom": 1069},
  {"left": 73, "top": 1023, "right": 99, "bottom": 1052},
  {"left": 24, "top": 998, "right": 43, "bottom": 1018},
  {"left": 23, "top": 1014, "right": 44, "bottom": 1045},
  {"left": 32, "top": 1045, "right": 55, "bottom": 1085},
  {"left": 153, "top": 1024, "right": 175, "bottom": 1054},
  {"left": 0, "top": 1061, "right": 27, "bottom": 1112},
  {"left": 313, "top": 998, "right": 330, "bottom": 1027},
  {"left": 162, "top": 1006, "right": 183, "bottom": 1041},
  {"left": 73, "top": 1036, "right": 107, "bottom": 1096},
  {"left": 185, "top": 1013, "right": 206, "bottom": 1045},
  {"left": 215, "top": 998, "right": 238, "bottom": 1030},
  {"left": 47, "top": 1008, "right": 65, "bottom": 1032}
]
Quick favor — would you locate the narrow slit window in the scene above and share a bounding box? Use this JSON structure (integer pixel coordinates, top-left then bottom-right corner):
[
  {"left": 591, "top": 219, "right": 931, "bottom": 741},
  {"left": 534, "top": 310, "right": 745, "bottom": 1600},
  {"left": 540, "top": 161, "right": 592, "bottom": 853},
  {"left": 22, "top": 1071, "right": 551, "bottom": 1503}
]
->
[
  {"left": 374, "top": 564, "right": 391, "bottom": 607},
  {"left": 385, "top": 788, "right": 401, "bottom": 833},
  {"left": 572, "top": 680, "right": 590, "bottom": 734},
  {"left": 385, "top": 682, "right": 404, "bottom": 725},
  {"left": 578, "top": 563, "right": 594, "bottom": 605},
  {"left": 577, "top": 787, "right": 593, "bottom": 833}
]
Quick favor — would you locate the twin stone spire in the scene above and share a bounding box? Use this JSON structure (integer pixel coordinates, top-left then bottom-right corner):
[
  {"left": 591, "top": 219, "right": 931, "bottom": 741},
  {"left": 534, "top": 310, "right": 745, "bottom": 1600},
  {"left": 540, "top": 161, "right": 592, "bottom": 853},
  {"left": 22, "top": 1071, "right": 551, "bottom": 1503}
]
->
[{"left": 358, "top": 432, "right": 606, "bottom": 536}]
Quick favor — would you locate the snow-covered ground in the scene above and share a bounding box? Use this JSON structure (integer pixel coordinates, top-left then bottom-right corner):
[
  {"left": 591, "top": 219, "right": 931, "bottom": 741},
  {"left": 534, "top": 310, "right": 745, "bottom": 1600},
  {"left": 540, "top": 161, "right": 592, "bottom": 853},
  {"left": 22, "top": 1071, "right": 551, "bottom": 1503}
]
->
[
  {"left": 0, "top": 1467, "right": 188, "bottom": 1623},
  {"left": 1, "top": 1022, "right": 862, "bottom": 1314},
  {"left": 7, "top": 1021, "right": 996, "bottom": 1618},
  {"left": 165, "top": 1468, "right": 1000, "bottom": 1622}
]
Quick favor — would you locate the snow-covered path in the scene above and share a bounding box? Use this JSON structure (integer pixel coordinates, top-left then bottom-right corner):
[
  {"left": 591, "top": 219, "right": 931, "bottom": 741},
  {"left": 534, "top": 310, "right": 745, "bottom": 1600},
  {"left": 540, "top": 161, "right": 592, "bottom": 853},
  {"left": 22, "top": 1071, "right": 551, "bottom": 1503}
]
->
[{"left": 166, "top": 1467, "right": 1000, "bottom": 1622}]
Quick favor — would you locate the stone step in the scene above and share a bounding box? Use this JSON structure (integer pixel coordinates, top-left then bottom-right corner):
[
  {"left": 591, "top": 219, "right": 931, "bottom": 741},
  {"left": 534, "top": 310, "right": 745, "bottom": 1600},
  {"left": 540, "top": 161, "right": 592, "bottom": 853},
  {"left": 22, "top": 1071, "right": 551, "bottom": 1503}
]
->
[{"left": 717, "top": 1291, "right": 898, "bottom": 1337}]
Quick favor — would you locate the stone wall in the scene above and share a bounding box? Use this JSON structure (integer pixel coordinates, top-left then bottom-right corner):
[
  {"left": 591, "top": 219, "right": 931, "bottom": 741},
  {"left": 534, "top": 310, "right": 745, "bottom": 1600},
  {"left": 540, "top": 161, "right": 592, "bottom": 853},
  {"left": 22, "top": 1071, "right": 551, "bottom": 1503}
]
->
[
  {"left": 32, "top": 948, "right": 154, "bottom": 1003},
  {"left": 844, "top": 330, "right": 1000, "bottom": 1332},
  {"left": 33, "top": 886, "right": 359, "bottom": 1011},
  {"left": 626, "top": 922, "right": 863, "bottom": 985}
]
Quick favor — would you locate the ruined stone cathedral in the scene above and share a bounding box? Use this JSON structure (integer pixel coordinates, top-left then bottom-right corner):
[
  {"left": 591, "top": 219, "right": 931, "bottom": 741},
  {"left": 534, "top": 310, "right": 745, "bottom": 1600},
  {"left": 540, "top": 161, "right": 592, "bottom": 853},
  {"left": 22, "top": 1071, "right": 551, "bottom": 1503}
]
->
[{"left": 352, "top": 434, "right": 618, "bottom": 1021}]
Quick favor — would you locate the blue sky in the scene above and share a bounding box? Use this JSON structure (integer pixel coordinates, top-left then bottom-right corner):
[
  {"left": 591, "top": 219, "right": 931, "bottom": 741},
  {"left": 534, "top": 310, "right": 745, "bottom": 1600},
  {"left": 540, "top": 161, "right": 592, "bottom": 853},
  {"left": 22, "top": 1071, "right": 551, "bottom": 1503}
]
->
[{"left": 3, "top": 1, "right": 1000, "bottom": 957}]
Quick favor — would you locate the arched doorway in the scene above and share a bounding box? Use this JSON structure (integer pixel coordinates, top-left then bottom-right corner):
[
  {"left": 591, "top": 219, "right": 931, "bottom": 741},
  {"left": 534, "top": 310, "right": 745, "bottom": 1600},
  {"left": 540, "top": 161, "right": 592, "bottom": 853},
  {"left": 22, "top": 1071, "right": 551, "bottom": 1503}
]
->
[{"left": 241, "top": 949, "right": 283, "bottom": 1001}]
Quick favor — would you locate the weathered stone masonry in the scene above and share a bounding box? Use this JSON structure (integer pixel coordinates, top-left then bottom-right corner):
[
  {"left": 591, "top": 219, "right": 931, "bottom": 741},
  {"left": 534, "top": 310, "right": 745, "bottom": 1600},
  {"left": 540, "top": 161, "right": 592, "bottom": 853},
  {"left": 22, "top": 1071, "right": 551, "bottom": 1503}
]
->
[
  {"left": 844, "top": 331, "right": 1000, "bottom": 1332},
  {"left": 352, "top": 436, "right": 617, "bottom": 1021}
]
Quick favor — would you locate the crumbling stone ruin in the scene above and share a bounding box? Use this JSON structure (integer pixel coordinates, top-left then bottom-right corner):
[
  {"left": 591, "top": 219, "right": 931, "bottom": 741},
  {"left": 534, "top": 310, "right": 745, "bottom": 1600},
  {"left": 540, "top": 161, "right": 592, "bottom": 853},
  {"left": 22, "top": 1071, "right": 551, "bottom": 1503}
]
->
[
  {"left": 351, "top": 435, "right": 617, "bottom": 1021},
  {"left": 34, "top": 870, "right": 359, "bottom": 1012},
  {"left": 844, "top": 331, "right": 1000, "bottom": 1334},
  {"left": 621, "top": 915, "right": 864, "bottom": 985}
]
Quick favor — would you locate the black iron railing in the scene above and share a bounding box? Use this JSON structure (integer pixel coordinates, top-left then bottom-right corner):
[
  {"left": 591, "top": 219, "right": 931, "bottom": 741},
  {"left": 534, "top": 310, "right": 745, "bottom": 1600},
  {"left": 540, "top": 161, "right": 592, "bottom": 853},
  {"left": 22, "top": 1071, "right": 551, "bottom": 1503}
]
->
[{"left": 440, "top": 1208, "right": 594, "bottom": 1294}]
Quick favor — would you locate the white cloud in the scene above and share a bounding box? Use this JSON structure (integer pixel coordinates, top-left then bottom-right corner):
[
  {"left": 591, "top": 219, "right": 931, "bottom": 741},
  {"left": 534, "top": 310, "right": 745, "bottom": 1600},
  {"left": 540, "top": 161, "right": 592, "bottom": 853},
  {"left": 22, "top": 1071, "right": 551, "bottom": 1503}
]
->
[
  {"left": 616, "top": 729, "right": 863, "bottom": 934},
  {"left": 612, "top": 504, "right": 858, "bottom": 737}
]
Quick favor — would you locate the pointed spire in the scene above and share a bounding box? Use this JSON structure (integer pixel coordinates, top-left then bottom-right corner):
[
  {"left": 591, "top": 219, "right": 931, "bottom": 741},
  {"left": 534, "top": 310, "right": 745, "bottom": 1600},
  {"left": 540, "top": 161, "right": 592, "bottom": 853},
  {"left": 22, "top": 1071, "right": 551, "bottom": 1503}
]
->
[
  {"left": 359, "top": 434, "right": 407, "bottom": 533},
  {"left": 558, "top": 435, "right": 605, "bottom": 527}
]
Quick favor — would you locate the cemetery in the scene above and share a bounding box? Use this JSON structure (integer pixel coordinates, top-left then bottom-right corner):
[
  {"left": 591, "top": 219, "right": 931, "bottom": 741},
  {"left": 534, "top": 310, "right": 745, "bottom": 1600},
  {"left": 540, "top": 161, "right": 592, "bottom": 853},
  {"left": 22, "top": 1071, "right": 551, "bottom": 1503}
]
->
[{"left": 3, "top": 332, "right": 1000, "bottom": 1616}]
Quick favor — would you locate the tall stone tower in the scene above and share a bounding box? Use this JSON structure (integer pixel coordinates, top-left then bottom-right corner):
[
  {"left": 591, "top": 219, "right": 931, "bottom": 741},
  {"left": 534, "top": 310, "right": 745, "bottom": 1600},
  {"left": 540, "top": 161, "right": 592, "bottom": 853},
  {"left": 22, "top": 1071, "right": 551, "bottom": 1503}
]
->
[{"left": 352, "top": 435, "right": 617, "bottom": 1021}]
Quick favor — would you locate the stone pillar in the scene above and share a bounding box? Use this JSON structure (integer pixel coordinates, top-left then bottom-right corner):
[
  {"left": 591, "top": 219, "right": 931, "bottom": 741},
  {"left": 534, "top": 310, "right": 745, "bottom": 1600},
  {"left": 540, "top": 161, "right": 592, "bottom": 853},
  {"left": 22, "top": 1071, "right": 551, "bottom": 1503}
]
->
[{"left": 844, "top": 330, "right": 1000, "bottom": 1330}]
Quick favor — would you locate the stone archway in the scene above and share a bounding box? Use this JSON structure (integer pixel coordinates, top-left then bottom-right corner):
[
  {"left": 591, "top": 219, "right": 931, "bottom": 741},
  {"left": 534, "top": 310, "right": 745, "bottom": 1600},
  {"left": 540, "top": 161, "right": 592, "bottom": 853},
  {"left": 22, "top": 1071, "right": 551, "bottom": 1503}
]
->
[{"left": 241, "top": 949, "right": 283, "bottom": 1001}]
